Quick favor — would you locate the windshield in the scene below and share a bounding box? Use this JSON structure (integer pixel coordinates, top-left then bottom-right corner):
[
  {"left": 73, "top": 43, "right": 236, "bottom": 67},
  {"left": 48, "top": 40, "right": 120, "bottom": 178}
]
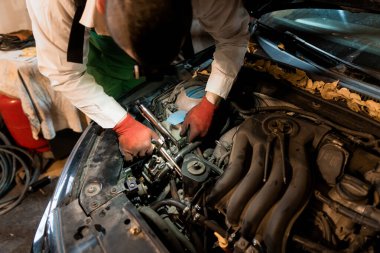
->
[{"left": 259, "top": 9, "right": 380, "bottom": 73}]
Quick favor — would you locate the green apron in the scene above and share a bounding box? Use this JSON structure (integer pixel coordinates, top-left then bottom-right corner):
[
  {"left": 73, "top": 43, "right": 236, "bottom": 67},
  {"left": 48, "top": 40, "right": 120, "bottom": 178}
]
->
[{"left": 86, "top": 30, "right": 145, "bottom": 99}]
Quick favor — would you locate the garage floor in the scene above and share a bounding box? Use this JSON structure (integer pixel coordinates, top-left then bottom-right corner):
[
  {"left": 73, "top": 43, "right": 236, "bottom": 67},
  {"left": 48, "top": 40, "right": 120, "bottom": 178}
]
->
[{"left": 0, "top": 159, "right": 65, "bottom": 253}]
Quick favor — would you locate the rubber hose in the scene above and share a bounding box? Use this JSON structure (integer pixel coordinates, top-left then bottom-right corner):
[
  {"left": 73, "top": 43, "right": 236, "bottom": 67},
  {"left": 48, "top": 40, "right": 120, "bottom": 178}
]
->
[
  {"left": 174, "top": 141, "right": 201, "bottom": 163},
  {"left": 139, "top": 206, "right": 185, "bottom": 253},
  {"left": 0, "top": 130, "right": 36, "bottom": 215},
  {"left": 0, "top": 132, "right": 14, "bottom": 197},
  {"left": 163, "top": 217, "right": 197, "bottom": 253},
  {"left": 0, "top": 147, "right": 31, "bottom": 215},
  {"left": 150, "top": 199, "right": 187, "bottom": 211},
  {"left": 195, "top": 154, "right": 223, "bottom": 176},
  {"left": 0, "top": 151, "right": 15, "bottom": 197},
  {"left": 189, "top": 224, "right": 205, "bottom": 253}
]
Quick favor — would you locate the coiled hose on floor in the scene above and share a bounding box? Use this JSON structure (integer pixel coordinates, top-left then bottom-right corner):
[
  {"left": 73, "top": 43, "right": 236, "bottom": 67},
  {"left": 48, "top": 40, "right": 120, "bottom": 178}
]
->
[{"left": 0, "top": 131, "right": 36, "bottom": 215}]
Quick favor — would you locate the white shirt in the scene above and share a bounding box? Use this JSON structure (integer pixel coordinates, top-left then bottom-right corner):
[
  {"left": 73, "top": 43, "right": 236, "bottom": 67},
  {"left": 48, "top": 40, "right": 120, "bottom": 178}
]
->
[{"left": 26, "top": 0, "right": 249, "bottom": 128}]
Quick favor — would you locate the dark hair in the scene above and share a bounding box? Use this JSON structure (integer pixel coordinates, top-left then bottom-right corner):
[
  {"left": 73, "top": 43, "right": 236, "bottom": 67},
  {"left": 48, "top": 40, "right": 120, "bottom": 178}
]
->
[
  {"left": 74, "top": 0, "right": 87, "bottom": 8},
  {"left": 106, "top": 0, "right": 192, "bottom": 69}
]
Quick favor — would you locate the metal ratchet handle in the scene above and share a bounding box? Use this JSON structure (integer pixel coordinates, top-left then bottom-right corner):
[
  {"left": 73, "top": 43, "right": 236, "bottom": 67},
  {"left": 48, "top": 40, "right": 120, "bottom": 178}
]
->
[
  {"left": 151, "top": 139, "right": 182, "bottom": 178},
  {"left": 135, "top": 101, "right": 179, "bottom": 147}
]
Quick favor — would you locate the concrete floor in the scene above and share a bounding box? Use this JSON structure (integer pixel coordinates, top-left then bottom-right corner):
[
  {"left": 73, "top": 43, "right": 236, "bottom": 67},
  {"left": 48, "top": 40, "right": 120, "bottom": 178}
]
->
[{"left": 0, "top": 159, "right": 65, "bottom": 253}]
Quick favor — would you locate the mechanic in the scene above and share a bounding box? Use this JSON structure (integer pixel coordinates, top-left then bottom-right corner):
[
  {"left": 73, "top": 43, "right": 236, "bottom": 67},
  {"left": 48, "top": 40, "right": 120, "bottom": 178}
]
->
[{"left": 26, "top": 0, "right": 250, "bottom": 161}]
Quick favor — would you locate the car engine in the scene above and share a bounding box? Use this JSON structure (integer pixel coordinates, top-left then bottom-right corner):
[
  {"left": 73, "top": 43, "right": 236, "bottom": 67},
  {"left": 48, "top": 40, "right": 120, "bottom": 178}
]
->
[{"left": 79, "top": 60, "right": 380, "bottom": 253}]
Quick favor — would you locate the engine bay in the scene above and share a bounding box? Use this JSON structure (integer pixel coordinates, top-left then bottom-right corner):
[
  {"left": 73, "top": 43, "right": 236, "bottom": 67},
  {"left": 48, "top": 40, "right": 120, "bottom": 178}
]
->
[{"left": 78, "top": 60, "right": 380, "bottom": 253}]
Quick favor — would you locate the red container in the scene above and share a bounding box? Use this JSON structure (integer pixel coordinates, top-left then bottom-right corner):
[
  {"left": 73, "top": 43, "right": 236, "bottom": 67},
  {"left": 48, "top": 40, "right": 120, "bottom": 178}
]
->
[{"left": 0, "top": 93, "right": 50, "bottom": 152}]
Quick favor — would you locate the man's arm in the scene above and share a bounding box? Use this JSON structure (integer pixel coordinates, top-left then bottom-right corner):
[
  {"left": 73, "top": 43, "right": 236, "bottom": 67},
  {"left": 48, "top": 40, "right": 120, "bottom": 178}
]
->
[
  {"left": 26, "top": 0, "right": 126, "bottom": 128},
  {"left": 180, "top": 0, "right": 250, "bottom": 142},
  {"left": 26, "top": 0, "right": 157, "bottom": 160},
  {"left": 194, "top": 0, "right": 250, "bottom": 100}
]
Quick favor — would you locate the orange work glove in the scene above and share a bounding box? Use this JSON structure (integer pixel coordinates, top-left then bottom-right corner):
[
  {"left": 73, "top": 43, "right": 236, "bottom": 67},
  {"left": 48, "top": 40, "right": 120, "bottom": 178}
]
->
[
  {"left": 180, "top": 96, "right": 217, "bottom": 142},
  {"left": 113, "top": 114, "right": 158, "bottom": 161}
]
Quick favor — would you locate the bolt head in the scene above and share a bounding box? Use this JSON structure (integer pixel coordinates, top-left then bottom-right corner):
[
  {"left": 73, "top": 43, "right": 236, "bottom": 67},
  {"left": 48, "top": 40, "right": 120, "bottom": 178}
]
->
[
  {"left": 91, "top": 201, "right": 99, "bottom": 209},
  {"left": 84, "top": 182, "right": 102, "bottom": 197},
  {"left": 85, "top": 218, "right": 91, "bottom": 224}
]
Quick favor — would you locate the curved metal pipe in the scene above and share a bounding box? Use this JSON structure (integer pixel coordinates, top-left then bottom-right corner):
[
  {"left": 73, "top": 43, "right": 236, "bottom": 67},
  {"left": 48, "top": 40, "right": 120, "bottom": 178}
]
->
[
  {"left": 262, "top": 142, "right": 312, "bottom": 253},
  {"left": 256, "top": 118, "right": 325, "bottom": 253},
  {"left": 207, "top": 115, "right": 328, "bottom": 251},
  {"left": 207, "top": 119, "right": 260, "bottom": 205},
  {"left": 206, "top": 140, "right": 252, "bottom": 204},
  {"left": 226, "top": 143, "right": 266, "bottom": 225},
  {"left": 240, "top": 143, "right": 285, "bottom": 239}
]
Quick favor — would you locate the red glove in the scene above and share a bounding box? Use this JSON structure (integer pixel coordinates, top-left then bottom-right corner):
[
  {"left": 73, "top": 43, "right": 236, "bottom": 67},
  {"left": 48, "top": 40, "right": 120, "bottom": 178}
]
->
[
  {"left": 180, "top": 96, "right": 217, "bottom": 142},
  {"left": 113, "top": 115, "right": 158, "bottom": 161}
]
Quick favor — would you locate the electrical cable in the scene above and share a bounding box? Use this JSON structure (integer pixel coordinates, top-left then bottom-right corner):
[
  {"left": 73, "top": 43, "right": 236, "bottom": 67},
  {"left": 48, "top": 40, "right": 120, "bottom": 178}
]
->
[
  {"left": 0, "top": 131, "right": 16, "bottom": 197},
  {"left": 0, "top": 131, "right": 34, "bottom": 215}
]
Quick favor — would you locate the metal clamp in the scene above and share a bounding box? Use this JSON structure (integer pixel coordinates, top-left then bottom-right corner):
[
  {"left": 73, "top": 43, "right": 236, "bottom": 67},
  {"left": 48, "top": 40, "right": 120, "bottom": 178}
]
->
[{"left": 152, "top": 139, "right": 182, "bottom": 178}]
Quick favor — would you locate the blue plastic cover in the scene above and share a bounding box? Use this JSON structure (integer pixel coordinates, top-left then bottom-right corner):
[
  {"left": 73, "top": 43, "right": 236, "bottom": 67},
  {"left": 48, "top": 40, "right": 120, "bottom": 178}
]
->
[
  {"left": 185, "top": 86, "right": 205, "bottom": 99},
  {"left": 166, "top": 110, "right": 187, "bottom": 125}
]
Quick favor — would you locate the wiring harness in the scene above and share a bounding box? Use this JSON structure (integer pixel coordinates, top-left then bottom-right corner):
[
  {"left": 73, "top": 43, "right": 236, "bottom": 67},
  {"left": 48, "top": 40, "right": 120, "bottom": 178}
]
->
[{"left": 0, "top": 131, "right": 38, "bottom": 215}]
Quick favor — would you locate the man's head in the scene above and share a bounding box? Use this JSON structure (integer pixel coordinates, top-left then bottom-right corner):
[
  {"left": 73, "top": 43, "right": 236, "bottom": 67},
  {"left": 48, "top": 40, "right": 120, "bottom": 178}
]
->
[{"left": 99, "top": 0, "right": 192, "bottom": 70}]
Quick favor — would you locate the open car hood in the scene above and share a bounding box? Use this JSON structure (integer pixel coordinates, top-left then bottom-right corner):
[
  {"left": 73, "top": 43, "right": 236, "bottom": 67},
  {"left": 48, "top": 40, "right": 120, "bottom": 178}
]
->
[
  {"left": 31, "top": 2, "right": 380, "bottom": 253},
  {"left": 245, "top": 0, "right": 380, "bottom": 17}
]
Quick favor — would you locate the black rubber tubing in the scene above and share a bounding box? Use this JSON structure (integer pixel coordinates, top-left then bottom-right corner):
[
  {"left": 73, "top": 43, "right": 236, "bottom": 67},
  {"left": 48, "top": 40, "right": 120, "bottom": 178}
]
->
[
  {"left": 150, "top": 198, "right": 187, "bottom": 211},
  {"left": 0, "top": 147, "right": 32, "bottom": 215},
  {"left": 139, "top": 206, "right": 186, "bottom": 253},
  {"left": 163, "top": 216, "right": 197, "bottom": 253}
]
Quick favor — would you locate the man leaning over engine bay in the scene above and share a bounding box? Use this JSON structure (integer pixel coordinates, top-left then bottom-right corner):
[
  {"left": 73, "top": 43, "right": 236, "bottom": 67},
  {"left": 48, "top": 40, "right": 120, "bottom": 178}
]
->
[{"left": 26, "top": 0, "right": 250, "bottom": 161}]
